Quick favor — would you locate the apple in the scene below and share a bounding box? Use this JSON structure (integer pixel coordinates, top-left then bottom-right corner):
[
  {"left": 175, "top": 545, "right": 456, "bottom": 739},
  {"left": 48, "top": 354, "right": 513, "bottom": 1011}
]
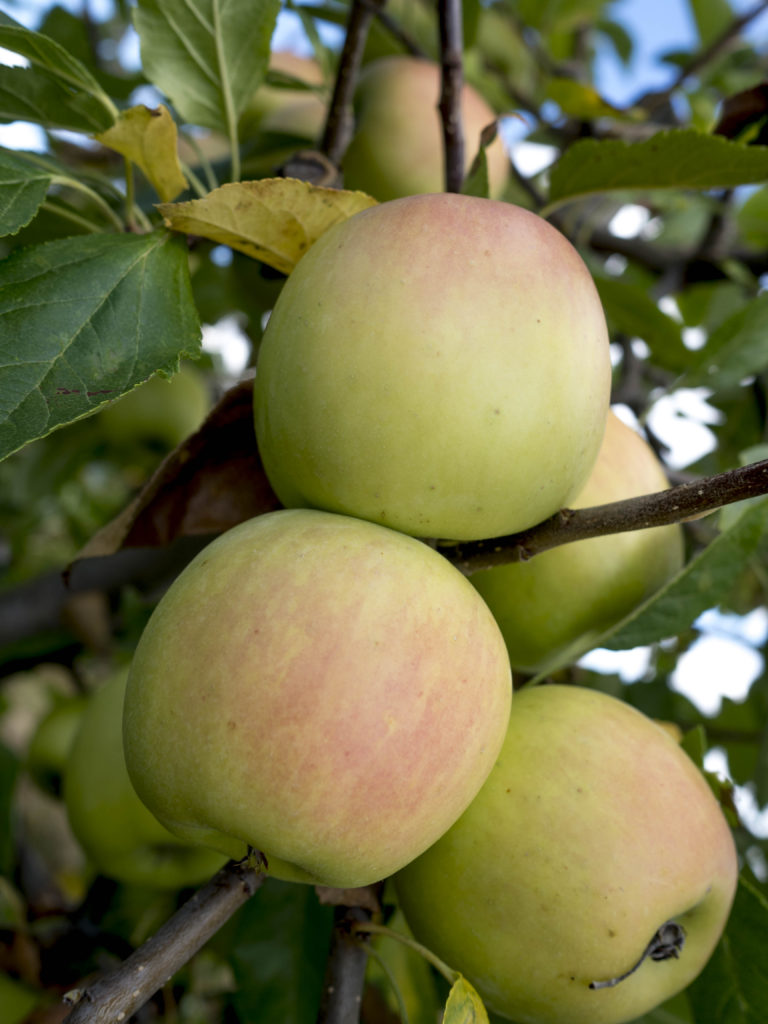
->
[
  {"left": 26, "top": 695, "right": 87, "bottom": 796},
  {"left": 99, "top": 362, "right": 210, "bottom": 449},
  {"left": 246, "top": 51, "right": 327, "bottom": 140},
  {"left": 63, "top": 668, "right": 227, "bottom": 889},
  {"left": 395, "top": 684, "right": 739, "bottom": 1024},
  {"left": 342, "top": 56, "right": 509, "bottom": 200},
  {"left": 254, "top": 192, "right": 611, "bottom": 542},
  {"left": 470, "top": 411, "right": 685, "bottom": 671},
  {"left": 122, "top": 508, "right": 512, "bottom": 888}
]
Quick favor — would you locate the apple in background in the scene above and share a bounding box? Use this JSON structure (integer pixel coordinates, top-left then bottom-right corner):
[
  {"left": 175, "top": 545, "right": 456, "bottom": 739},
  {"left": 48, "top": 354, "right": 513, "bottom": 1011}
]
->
[
  {"left": 26, "top": 695, "right": 87, "bottom": 796},
  {"left": 396, "top": 684, "right": 739, "bottom": 1024},
  {"left": 123, "top": 508, "right": 512, "bottom": 888},
  {"left": 245, "top": 51, "right": 328, "bottom": 141},
  {"left": 471, "top": 410, "right": 685, "bottom": 671},
  {"left": 254, "top": 192, "right": 611, "bottom": 542},
  {"left": 342, "top": 56, "right": 509, "bottom": 200},
  {"left": 99, "top": 362, "right": 210, "bottom": 449},
  {"left": 64, "top": 668, "right": 227, "bottom": 889}
]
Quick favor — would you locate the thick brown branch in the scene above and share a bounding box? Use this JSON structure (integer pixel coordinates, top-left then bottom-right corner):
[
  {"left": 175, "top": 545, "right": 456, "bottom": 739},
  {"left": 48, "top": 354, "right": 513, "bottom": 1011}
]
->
[
  {"left": 61, "top": 858, "right": 265, "bottom": 1024},
  {"left": 443, "top": 459, "right": 768, "bottom": 575},
  {"left": 437, "top": 0, "right": 465, "bottom": 193},
  {"left": 320, "top": 0, "right": 387, "bottom": 167}
]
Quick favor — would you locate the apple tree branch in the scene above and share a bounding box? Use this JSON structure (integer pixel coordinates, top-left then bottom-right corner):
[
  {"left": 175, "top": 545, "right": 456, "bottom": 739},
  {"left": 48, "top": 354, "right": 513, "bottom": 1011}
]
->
[
  {"left": 60, "top": 858, "right": 265, "bottom": 1024},
  {"left": 442, "top": 458, "right": 768, "bottom": 574}
]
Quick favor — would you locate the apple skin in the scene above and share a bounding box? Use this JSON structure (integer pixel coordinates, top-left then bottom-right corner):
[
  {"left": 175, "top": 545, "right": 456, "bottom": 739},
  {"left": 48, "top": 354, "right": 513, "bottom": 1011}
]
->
[
  {"left": 342, "top": 56, "right": 509, "bottom": 200},
  {"left": 64, "top": 669, "right": 226, "bottom": 889},
  {"left": 26, "top": 696, "right": 87, "bottom": 796},
  {"left": 100, "top": 363, "right": 210, "bottom": 449},
  {"left": 395, "top": 684, "right": 739, "bottom": 1024},
  {"left": 471, "top": 411, "right": 685, "bottom": 671},
  {"left": 254, "top": 193, "right": 611, "bottom": 542},
  {"left": 122, "top": 508, "right": 512, "bottom": 888},
  {"left": 245, "top": 51, "right": 327, "bottom": 140}
]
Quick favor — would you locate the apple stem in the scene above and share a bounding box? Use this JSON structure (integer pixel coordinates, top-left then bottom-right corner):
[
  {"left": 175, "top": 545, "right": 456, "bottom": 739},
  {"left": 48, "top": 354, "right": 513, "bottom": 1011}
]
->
[
  {"left": 589, "top": 920, "right": 686, "bottom": 990},
  {"left": 350, "top": 920, "right": 458, "bottom": 986}
]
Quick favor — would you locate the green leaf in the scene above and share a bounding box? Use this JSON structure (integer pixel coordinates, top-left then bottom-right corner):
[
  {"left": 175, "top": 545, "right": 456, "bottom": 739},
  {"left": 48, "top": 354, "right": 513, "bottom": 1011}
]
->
[
  {"left": 133, "top": 0, "right": 281, "bottom": 134},
  {"left": 444, "top": 975, "right": 490, "bottom": 1023},
  {"left": 0, "top": 9, "right": 115, "bottom": 128},
  {"left": 601, "top": 496, "right": 768, "bottom": 650},
  {"left": 0, "top": 231, "right": 201, "bottom": 461},
  {"left": 545, "top": 76, "right": 640, "bottom": 120},
  {"left": 736, "top": 185, "right": 768, "bottom": 249},
  {"left": 547, "top": 131, "right": 768, "bottom": 210},
  {"left": 595, "top": 276, "right": 688, "bottom": 371},
  {"left": 688, "top": 0, "right": 734, "bottom": 47},
  {"left": 687, "top": 876, "right": 768, "bottom": 1023},
  {"left": 0, "top": 149, "right": 52, "bottom": 237},
  {"left": 228, "top": 878, "right": 334, "bottom": 1024},
  {"left": 677, "top": 293, "right": 768, "bottom": 393},
  {"left": 0, "top": 65, "right": 114, "bottom": 133},
  {"left": 0, "top": 742, "right": 18, "bottom": 874}
]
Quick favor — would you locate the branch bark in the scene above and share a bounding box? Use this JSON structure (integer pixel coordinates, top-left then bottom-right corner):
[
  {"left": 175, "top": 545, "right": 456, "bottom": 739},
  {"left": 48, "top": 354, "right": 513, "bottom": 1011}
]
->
[
  {"left": 61, "top": 858, "right": 265, "bottom": 1024},
  {"left": 438, "top": 0, "right": 465, "bottom": 193},
  {"left": 442, "top": 458, "right": 768, "bottom": 575},
  {"left": 315, "top": 905, "right": 373, "bottom": 1024},
  {"left": 320, "top": 0, "right": 387, "bottom": 168}
]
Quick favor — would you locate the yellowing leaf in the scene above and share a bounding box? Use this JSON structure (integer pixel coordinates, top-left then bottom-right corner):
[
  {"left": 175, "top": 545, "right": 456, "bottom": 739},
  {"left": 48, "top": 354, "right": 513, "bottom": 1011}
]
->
[
  {"left": 96, "top": 104, "right": 187, "bottom": 202},
  {"left": 158, "top": 178, "right": 378, "bottom": 274},
  {"left": 444, "top": 975, "right": 490, "bottom": 1024}
]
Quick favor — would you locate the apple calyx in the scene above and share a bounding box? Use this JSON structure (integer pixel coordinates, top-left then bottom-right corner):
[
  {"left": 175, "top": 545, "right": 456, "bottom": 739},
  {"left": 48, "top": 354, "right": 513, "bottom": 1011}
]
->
[{"left": 589, "top": 920, "right": 686, "bottom": 990}]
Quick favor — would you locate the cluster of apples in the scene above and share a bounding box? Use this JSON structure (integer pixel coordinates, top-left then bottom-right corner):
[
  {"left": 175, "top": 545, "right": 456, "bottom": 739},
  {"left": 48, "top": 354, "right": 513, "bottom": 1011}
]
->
[
  {"left": 112, "top": 184, "right": 739, "bottom": 1023},
  {"left": 47, "top": 52, "right": 738, "bottom": 1024}
]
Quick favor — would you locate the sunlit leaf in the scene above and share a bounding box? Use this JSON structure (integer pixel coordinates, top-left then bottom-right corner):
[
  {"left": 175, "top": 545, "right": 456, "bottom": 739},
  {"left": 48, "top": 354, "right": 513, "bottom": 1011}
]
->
[
  {"left": 0, "top": 9, "right": 115, "bottom": 128},
  {"left": 159, "top": 178, "right": 378, "bottom": 274},
  {"left": 96, "top": 104, "right": 188, "bottom": 202},
  {"left": 444, "top": 975, "right": 490, "bottom": 1024},
  {"left": 133, "top": 0, "right": 280, "bottom": 134},
  {"left": 0, "top": 66, "right": 114, "bottom": 133}
]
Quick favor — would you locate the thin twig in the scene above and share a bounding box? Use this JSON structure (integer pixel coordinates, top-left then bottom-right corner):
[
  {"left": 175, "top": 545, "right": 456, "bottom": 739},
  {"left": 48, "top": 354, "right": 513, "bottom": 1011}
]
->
[
  {"left": 643, "top": 0, "right": 768, "bottom": 115},
  {"left": 61, "top": 858, "right": 265, "bottom": 1024},
  {"left": 442, "top": 458, "right": 768, "bottom": 575},
  {"left": 320, "top": 0, "right": 387, "bottom": 167},
  {"left": 437, "top": 0, "right": 465, "bottom": 193},
  {"left": 374, "top": 5, "right": 429, "bottom": 57}
]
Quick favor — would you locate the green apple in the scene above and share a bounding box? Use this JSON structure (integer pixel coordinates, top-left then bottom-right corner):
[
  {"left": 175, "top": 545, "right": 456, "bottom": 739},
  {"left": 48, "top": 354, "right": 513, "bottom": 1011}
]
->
[
  {"left": 247, "top": 51, "right": 327, "bottom": 140},
  {"left": 99, "top": 362, "right": 210, "bottom": 449},
  {"left": 123, "top": 508, "right": 512, "bottom": 888},
  {"left": 342, "top": 56, "right": 509, "bottom": 200},
  {"left": 471, "top": 411, "right": 685, "bottom": 671},
  {"left": 64, "top": 669, "right": 226, "bottom": 889},
  {"left": 26, "top": 696, "right": 87, "bottom": 796},
  {"left": 395, "top": 684, "right": 739, "bottom": 1024},
  {"left": 254, "top": 192, "right": 611, "bottom": 542}
]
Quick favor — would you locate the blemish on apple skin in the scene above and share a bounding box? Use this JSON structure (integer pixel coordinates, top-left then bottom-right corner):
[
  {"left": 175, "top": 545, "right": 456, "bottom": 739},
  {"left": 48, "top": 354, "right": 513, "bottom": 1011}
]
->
[{"left": 227, "top": 721, "right": 237, "bottom": 730}]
